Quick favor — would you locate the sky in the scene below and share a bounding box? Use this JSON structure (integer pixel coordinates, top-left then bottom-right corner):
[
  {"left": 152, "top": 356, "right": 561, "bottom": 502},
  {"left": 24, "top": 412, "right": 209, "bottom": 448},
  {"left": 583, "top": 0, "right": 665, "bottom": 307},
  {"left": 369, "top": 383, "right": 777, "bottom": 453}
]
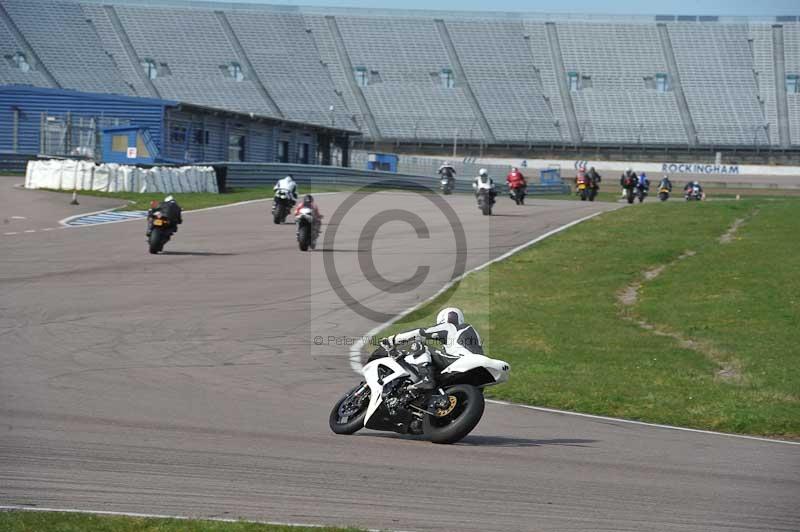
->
[{"left": 208, "top": 0, "right": 798, "bottom": 17}]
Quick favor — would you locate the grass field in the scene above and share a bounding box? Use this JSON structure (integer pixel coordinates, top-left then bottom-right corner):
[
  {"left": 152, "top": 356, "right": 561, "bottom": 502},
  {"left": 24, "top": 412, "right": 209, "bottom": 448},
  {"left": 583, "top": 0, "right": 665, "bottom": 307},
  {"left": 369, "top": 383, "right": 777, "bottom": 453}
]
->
[
  {"left": 379, "top": 196, "right": 800, "bottom": 437},
  {"left": 0, "top": 511, "right": 363, "bottom": 532}
]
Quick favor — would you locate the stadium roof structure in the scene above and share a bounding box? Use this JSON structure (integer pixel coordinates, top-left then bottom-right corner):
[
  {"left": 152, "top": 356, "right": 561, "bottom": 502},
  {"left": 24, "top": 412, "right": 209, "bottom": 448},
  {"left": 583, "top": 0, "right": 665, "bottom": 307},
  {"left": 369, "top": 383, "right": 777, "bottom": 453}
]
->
[
  {"left": 75, "top": 0, "right": 795, "bottom": 24},
  {"left": 0, "top": 85, "right": 361, "bottom": 137},
  {"left": 2, "top": 0, "right": 799, "bottom": 156}
]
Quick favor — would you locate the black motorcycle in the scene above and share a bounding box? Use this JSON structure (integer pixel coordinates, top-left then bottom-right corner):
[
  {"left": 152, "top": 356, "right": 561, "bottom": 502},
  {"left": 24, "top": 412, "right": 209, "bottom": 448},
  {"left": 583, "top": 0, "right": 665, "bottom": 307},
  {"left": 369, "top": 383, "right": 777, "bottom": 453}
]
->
[
  {"left": 510, "top": 186, "right": 526, "bottom": 205},
  {"left": 440, "top": 176, "right": 455, "bottom": 195}
]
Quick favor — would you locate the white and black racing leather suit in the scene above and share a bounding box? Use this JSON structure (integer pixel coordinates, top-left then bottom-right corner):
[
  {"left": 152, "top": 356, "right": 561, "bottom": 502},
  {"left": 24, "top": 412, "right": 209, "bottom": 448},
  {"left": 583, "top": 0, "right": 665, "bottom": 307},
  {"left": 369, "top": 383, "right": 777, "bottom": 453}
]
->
[
  {"left": 382, "top": 323, "right": 484, "bottom": 388},
  {"left": 274, "top": 177, "right": 298, "bottom": 203}
]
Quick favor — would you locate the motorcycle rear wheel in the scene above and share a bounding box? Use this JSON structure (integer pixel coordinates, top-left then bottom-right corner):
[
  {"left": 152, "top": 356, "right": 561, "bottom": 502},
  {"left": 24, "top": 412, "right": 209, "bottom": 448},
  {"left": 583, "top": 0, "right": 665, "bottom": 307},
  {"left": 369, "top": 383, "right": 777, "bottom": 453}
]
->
[
  {"left": 148, "top": 230, "right": 163, "bottom": 254},
  {"left": 329, "top": 384, "right": 371, "bottom": 435},
  {"left": 273, "top": 204, "right": 286, "bottom": 224},
  {"left": 423, "top": 384, "right": 485, "bottom": 444}
]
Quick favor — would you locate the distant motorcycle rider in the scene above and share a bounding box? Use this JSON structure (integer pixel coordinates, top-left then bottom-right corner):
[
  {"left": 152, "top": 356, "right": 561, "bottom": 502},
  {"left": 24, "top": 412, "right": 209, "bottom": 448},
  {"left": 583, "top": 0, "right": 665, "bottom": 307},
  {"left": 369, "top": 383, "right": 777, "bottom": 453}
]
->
[
  {"left": 473, "top": 168, "right": 497, "bottom": 203},
  {"left": 379, "top": 307, "right": 483, "bottom": 391},
  {"left": 637, "top": 172, "right": 650, "bottom": 193},
  {"left": 438, "top": 161, "right": 456, "bottom": 182},
  {"left": 506, "top": 166, "right": 527, "bottom": 201},
  {"left": 274, "top": 174, "right": 298, "bottom": 205},
  {"left": 146, "top": 195, "right": 182, "bottom": 237},
  {"left": 587, "top": 166, "right": 602, "bottom": 192},
  {"left": 684, "top": 180, "right": 704, "bottom": 200},
  {"left": 659, "top": 175, "right": 673, "bottom": 192},
  {"left": 620, "top": 167, "right": 639, "bottom": 194}
]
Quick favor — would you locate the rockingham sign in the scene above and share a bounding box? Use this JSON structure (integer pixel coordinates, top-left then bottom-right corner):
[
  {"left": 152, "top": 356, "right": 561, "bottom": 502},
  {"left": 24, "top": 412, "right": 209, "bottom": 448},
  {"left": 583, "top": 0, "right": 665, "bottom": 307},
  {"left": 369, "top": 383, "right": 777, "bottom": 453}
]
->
[{"left": 661, "top": 163, "right": 740, "bottom": 175}]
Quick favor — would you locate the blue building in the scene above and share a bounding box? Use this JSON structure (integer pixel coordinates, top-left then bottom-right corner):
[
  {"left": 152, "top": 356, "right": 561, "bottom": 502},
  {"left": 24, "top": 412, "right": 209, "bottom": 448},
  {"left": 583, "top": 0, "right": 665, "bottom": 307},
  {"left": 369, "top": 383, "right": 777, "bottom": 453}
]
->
[{"left": 0, "top": 85, "right": 357, "bottom": 165}]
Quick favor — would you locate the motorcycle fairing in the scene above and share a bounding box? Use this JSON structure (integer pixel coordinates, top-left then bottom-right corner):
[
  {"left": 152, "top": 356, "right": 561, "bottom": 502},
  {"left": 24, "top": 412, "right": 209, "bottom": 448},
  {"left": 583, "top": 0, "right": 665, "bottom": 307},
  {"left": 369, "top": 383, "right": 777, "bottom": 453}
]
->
[{"left": 362, "top": 356, "right": 412, "bottom": 425}]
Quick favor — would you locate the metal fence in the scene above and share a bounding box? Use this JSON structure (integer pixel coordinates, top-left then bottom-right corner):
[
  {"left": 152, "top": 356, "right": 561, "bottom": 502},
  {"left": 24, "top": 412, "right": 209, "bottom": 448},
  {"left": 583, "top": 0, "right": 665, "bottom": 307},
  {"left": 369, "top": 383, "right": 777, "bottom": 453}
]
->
[
  {"left": 218, "top": 162, "right": 568, "bottom": 195},
  {"left": 39, "top": 114, "right": 129, "bottom": 159},
  {"left": 350, "top": 150, "right": 513, "bottom": 181}
]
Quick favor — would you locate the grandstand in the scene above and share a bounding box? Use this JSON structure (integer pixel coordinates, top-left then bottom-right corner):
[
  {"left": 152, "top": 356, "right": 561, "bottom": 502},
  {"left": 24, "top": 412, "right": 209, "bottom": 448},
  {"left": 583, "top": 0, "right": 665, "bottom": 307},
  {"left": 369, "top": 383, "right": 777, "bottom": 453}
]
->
[{"left": 1, "top": 0, "right": 799, "bottom": 159}]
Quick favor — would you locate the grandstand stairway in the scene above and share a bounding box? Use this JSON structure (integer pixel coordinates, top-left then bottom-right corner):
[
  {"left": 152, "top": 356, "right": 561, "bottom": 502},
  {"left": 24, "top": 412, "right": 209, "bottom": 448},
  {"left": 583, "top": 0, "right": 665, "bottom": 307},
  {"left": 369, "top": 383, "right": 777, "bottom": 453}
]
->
[
  {"left": 434, "top": 19, "right": 496, "bottom": 144},
  {"left": 102, "top": 5, "right": 159, "bottom": 99},
  {"left": 656, "top": 23, "right": 698, "bottom": 146},
  {"left": 214, "top": 10, "right": 283, "bottom": 118},
  {"left": 325, "top": 15, "right": 381, "bottom": 141},
  {"left": 772, "top": 25, "right": 791, "bottom": 147},
  {"left": 544, "top": 22, "right": 581, "bottom": 144},
  {"left": 0, "top": 1, "right": 58, "bottom": 88}
]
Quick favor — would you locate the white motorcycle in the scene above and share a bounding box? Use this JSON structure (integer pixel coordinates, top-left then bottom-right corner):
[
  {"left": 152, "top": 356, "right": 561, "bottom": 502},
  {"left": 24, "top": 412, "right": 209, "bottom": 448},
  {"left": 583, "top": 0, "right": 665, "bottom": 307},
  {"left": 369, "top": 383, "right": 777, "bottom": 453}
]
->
[
  {"left": 329, "top": 343, "right": 509, "bottom": 444},
  {"left": 295, "top": 205, "right": 318, "bottom": 251}
]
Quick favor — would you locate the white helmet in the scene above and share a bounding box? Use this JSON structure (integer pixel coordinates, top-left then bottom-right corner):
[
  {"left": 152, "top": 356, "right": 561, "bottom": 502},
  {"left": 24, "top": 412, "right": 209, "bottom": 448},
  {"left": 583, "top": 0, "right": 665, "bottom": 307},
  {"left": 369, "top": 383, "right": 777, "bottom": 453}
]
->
[
  {"left": 479, "top": 168, "right": 488, "bottom": 177},
  {"left": 443, "top": 161, "right": 451, "bottom": 166},
  {"left": 625, "top": 167, "right": 632, "bottom": 174},
  {"left": 436, "top": 307, "right": 464, "bottom": 326},
  {"left": 164, "top": 195, "right": 174, "bottom": 202}
]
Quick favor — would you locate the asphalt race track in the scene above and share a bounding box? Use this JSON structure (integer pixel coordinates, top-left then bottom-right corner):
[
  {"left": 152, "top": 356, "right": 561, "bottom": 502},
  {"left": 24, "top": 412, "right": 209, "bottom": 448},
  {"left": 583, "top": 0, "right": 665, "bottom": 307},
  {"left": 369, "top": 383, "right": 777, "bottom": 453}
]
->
[{"left": 1, "top": 181, "right": 798, "bottom": 532}]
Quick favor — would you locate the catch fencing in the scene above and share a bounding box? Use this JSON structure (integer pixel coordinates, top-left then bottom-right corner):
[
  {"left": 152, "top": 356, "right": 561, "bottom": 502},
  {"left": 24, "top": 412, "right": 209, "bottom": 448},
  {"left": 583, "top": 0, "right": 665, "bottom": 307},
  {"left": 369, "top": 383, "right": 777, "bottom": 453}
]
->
[{"left": 218, "top": 162, "right": 569, "bottom": 195}]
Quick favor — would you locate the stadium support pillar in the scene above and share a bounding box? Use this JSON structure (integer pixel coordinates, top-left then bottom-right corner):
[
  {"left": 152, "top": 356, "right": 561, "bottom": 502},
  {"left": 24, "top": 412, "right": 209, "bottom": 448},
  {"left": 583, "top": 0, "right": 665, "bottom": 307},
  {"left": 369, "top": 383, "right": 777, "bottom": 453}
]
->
[
  {"left": 772, "top": 25, "right": 791, "bottom": 148},
  {"left": 657, "top": 23, "right": 698, "bottom": 147},
  {"left": 544, "top": 22, "right": 581, "bottom": 145},
  {"left": 12, "top": 107, "right": 19, "bottom": 153}
]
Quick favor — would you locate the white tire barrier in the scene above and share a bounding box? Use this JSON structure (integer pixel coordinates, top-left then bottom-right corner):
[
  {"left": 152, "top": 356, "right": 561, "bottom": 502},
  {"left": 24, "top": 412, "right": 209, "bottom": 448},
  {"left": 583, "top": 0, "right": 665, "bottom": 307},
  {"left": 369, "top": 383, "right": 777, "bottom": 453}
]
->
[{"left": 25, "top": 160, "right": 218, "bottom": 193}]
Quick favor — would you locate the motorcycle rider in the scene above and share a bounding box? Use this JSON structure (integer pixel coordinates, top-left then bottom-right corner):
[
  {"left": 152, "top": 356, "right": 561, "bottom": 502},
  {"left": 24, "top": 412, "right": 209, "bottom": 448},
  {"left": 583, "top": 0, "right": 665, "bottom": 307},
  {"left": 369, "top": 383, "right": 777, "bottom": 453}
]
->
[
  {"left": 274, "top": 174, "right": 298, "bottom": 205},
  {"left": 438, "top": 161, "right": 456, "bottom": 186},
  {"left": 379, "top": 307, "right": 482, "bottom": 391},
  {"left": 659, "top": 174, "right": 673, "bottom": 192},
  {"left": 620, "top": 167, "right": 639, "bottom": 196},
  {"left": 473, "top": 168, "right": 497, "bottom": 203},
  {"left": 506, "top": 166, "right": 527, "bottom": 199},
  {"left": 637, "top": 172, "right": 650, "bottom": 197},
  {"left": 295, "top": 193, "right": 323, "bottom": 236},
  {"left": 146, "top": 195, "right": 182, "bottom": 237},
  {"left": 587, "top": 166, "right": 602, "bottom": 192},
  {"left": 684, "top": 180, "right": 704, "bottom": 198}
]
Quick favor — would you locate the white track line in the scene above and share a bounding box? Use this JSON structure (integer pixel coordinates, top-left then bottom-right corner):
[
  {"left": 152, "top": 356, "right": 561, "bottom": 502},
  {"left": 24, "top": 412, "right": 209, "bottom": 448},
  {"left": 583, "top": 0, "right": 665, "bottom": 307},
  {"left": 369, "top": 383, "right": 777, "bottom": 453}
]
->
[
  {"left": 348, "top": 209, "right": 799, "bottom": 447},
  {"left": 58, "top": 192, "right": 339, "bottom": 227},
  {"left": 348, "top": 211, "right": 604, "bottom": 373},
  {"left": 485, "top": 400, "right": 800, "bottom": 446},
  {"left": 0, "top": 505, "right": 409, "bottom": 532}
]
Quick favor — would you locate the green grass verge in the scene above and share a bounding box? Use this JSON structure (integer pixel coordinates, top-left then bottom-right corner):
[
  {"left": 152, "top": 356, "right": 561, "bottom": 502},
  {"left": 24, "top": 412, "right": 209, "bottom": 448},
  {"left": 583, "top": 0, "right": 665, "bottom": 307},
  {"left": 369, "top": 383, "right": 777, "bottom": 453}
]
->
[
  {"left": 379, "top": 197, "right": 800, "bottom": 437},
  {"left": 0, "top": 511, "right": 364, "bottom": 532}
]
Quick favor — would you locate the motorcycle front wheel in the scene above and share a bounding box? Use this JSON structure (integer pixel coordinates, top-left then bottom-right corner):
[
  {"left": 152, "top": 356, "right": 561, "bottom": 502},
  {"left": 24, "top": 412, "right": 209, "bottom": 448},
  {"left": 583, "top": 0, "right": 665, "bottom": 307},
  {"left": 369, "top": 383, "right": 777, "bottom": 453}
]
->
[
  {"left": 423, "top": 384, "right": 485, "bottom": 444},
  {"left": 298, "top": 224, "right": 310, "bottom": 251},
  {"left": 329, "top": 383, "right": 371, "bottom": 435}
]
